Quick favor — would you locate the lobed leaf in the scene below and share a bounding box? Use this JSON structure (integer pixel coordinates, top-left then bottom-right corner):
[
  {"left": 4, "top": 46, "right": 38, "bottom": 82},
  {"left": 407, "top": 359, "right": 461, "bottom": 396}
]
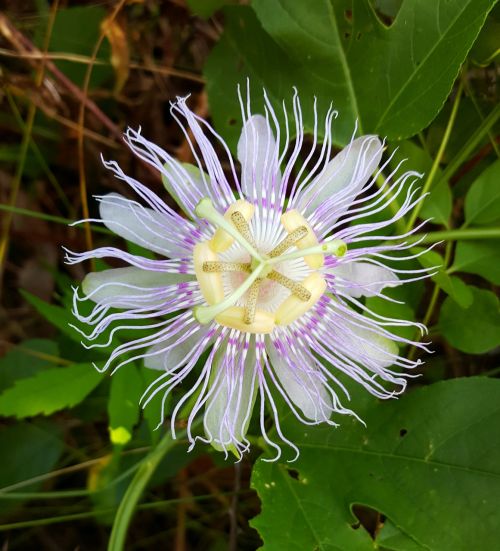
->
[
  {"left": 252, "top": 378, "right": 500, "bottom": 550},
  {"left": 205, "top": 0, "right": 496, "bottom": 148}
]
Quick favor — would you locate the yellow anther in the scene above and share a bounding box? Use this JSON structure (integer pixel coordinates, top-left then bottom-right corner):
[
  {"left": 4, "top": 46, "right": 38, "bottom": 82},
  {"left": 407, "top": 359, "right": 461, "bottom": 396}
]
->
[
  {"left": 268, "top": 226, "right": 308, "bottom": 258},
  {"left": 280, "top": 209, "right": 324, "bottom": 269},
  {"left": 267, "top": 270, "right": 312, "bottom": 301},
  {"left": 244, "top": 278, "right": 262, "bottom": 324},
  {"left": 216, "top": 307, "right": 275, "bottom": 334},
  {"left": 231, "top": 211, "right": 258, "bottom": 249},
  {"left": 275, "top": 272, "right": 326, "bottom": 326},
  {"left": 202, "top": 261, "right": 251, "bottom": 273},
  {"left": 210, "top": 200, "right": 255, "bottom": 253},
  {"left": 193, "top": 242, "right": 224, "bottom": 305}
]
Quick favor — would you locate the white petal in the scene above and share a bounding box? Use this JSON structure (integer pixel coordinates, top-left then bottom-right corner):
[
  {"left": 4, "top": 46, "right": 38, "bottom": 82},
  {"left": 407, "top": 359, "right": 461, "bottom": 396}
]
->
[
  {"left": 266, "top": 342, "right": 331, "bottom": 422},
  {"left": 82, "top": 266, "right": 192, "bottom": 307},
  {"left": 237, "top": 115, "right": 279, "bottom": 199},
  {"left": 298, "top": 135, "right": 383, "bottom": 216},
  {"left": 161, "top": 162, "right": 210, "bottom": 218},
  {"left": 144, "top": 325, "right": 209, "bottom": 371},
  {"left": 343, "top": 318, "right": 399, "bottom": 368},
  {"left": 330, "top": 261, "right": 399, "bottom": 298},
  {"left": 204, "top": 344, "right": 257, "bottom": 454},
  {"left": 99, "top": 193, "right": 184, "bottom": 257}
]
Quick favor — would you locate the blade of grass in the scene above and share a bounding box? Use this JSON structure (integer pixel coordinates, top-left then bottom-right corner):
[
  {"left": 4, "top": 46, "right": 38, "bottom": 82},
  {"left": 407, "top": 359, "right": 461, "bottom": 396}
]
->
[
  {"left": 0, "top": 13, "right": 123, "bottom": 142},
  {"left": 0, "top": 47, "right": 205, "bottom": 83},
  {"left": 5, "top": 91, "right": 72, "bottom": 213},
  {"left": 0, "top": 490, "right": 250, "bottom": 531},
  {"left": 77, "top": 0, "right": 128, "bottom": 271},
  {"left": 0, "top": 1, "right": 59, "bottom": 295},
  {"left": 0, "top": 204, "right": 113, "bottom": 235}
]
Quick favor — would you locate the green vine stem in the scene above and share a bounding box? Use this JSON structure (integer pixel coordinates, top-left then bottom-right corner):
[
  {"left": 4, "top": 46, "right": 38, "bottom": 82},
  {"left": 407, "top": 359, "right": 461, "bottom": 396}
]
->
[
  {"left": 439, "top": 100, "right": 500, "bottom": 185},
  {"left": 409, "top": 227, "right": 500, "bottom": 244},
  {"left": 405, "top": 79, "right": 464, "bottom": 232},
  {"left": 107, "top": 425, "right": 195, "bottom": 551}
]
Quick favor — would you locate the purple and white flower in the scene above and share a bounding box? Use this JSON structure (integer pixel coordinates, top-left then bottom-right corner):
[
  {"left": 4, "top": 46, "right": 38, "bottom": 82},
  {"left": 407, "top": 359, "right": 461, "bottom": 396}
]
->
[{"left": 67, "top": 89, "right": 431, "bottom": 460}]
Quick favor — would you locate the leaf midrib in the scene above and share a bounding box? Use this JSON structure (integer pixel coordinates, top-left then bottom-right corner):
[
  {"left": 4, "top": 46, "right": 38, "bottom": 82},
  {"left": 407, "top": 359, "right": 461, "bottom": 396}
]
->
[
  {"left": 298, "top": 443, "right": 500, "bottom": 478},
  {"left": 270, "top": 0, "right": 361, "bottom": 126}
]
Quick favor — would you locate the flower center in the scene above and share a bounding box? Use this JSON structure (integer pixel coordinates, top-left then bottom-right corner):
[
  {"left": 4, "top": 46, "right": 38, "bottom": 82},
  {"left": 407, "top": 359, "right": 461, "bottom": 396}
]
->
[{"left": 193, "top": 198, "right": 346, "bottom": 334}]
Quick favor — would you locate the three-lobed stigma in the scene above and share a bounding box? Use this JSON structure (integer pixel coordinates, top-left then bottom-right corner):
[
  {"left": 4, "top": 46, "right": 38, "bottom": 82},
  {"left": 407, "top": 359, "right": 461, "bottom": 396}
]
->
[{"left": 193, "top": 198, "right": 346, "bottom": 333}]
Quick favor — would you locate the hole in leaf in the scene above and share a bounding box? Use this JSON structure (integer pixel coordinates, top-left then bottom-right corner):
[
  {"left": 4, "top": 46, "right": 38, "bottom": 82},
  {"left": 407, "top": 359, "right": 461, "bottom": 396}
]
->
[
  {"left": 399, "top": 428, "right": 408, "bottom": 437},
  {"left": 287, "top": 468, "right": 299, "bottom": 480},
  {"left": 228, "top": 118, "right": 237, "bottom": 126},
  {"left": 344, "top": 31, "right": 351, "bottom": 39},
  {"left": 356, "top": 32, "right": 362, "bottom": 40},
  {"left": 352, "top": 504, "right": 386, "bottom": 539}
]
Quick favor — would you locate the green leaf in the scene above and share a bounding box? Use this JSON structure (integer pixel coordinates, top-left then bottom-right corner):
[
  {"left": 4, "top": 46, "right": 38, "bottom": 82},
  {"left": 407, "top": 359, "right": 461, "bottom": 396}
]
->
[
  {"left": 464, "top": 159, "right": 500, "bottom": 226},
  {"left": 205, "top": 0, "right": 495, "bottom": 148},
  {"left": 0, "top": 422, "right": 63, "bottom": 513},
  {"left": 0, "top": 363, "right": 102, "bottom": 418},
  {"left": 108, "top": 365, "right": 143, "bottom": 446},
  {"left": 252, "top": 378, "right": 500, "bottom": 550},
  {"left": 21, "top": 290, "right": 84, "bottom": 344},
  {"left": 420, "top": 179, "right": 453, "bottom": 227},
  {"left": 439, "top": 286, "right": 500, "bottom": 354},
  {"left": 452, "top": 239, "right": 500, "bottom": 285},
  {"left": 0, "top": 339, "right": 59, "bottom": 393},
  {"left": 416, "top": 248, "right": 473, "bottom": 308}
]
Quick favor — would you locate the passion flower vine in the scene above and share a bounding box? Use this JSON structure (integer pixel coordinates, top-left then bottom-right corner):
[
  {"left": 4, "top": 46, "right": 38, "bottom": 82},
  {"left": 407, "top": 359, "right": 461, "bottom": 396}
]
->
[{"left": 66, "top": 89, "right": 431, "bottom": 460}]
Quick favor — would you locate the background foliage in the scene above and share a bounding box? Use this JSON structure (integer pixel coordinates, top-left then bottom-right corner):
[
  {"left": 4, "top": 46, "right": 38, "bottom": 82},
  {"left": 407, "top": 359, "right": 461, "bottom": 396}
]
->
[{"left": 0, "top": 0, "right": 499, "bottom": 549}]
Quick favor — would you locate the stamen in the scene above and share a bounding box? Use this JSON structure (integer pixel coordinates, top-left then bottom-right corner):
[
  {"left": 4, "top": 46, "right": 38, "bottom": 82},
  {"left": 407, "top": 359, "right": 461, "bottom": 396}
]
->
[
  {"left": 268, "top": 226, "right": 308, "bottom": 258},
  {"left": 267, "top": 270, "right": 312, "bottom": 301},
  {"left": 195, "top": 198, "right": 263, "bottom": 261},
  {"left": 267, "top": 239, "right": 347, "bottom": 265},
  {"left": 193, "top": 242, "right": 224, "bottom": 305},
  {"left": 244, "top": 278, "right": 262, "bottom": 324},
  {"left": 281, "top": 209, "right": 324, "bottom": 268},
  {"left": 202, "top": 261, "right": 251, "bottom": 273},
  {"left": 231, "top": 211, "right": 258, "bottom": 249},
  {"left": 275, "top": 273, "right": 327, "bottom": 326},
  {"left": 194, "top": 262, "right": 265, "bottom": 324},
  {"left": 211, "top": 199, "right": 255, "bottom": 253}
]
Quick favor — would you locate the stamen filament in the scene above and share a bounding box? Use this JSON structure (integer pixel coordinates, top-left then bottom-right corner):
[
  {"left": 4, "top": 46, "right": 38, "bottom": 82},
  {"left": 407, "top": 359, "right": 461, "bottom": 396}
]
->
[
  {"left": 194, "top": 262, "right": 265, "bottom": 324},
  {"left": 195, "top": 198, "right": 263, "bottom": 261},
  {"left": 268, "top": 226, "right": 308, "bottom": 258},
  {"left": 202, "top": 261, "right": 251, "bottom": 273},
  {"left": 267, "top": 239, "right": 347, "bottom": 265},
  {"left": 267, "top": 270, "right": 311, "bottom": 301}
]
